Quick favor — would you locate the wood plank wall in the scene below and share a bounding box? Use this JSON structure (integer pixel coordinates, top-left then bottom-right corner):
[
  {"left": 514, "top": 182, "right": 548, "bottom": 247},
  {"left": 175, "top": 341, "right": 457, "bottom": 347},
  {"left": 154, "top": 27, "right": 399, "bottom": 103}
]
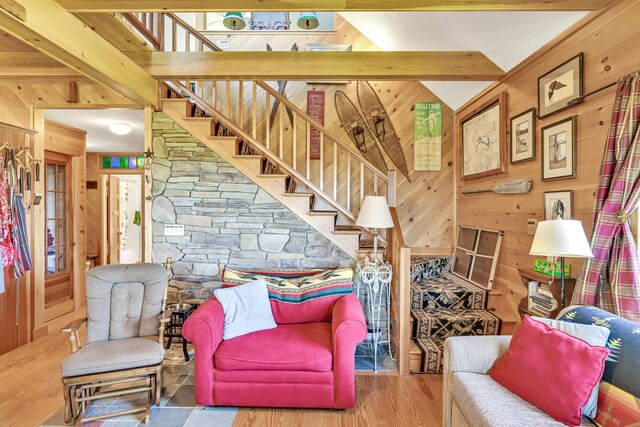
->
[
  {"left": 455, "top": 0, "right": 640, "bottom": 319},
  {"left": 214, "top": 15, "right": 455, "bottom": 249}
]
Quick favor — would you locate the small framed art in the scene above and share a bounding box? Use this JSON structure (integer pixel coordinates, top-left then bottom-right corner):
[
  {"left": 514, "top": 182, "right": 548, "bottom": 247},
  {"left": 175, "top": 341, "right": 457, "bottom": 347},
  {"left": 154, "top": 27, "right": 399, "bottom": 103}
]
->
[
  {"left": 538, "top": 53, "right": 584, "bottom": 119},
  {"left": 544, "top": 190, "right": 573, "bottom": 220},
  {"left": 510, "top": 108, "right": 536, "bottom": 164},
  {"left": 460, "top": 91, "right": 507, "bottom": 180},
  {"left": 541, "top": 116, "right": 577, "bottom": 181}
]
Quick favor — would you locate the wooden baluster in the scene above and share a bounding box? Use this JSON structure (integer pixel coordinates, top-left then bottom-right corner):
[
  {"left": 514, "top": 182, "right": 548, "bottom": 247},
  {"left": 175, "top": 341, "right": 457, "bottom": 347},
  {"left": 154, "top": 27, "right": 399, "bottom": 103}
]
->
[
  {"left": 333, "top": 142, "right": 338, "bottom": 200},
  {"left": 279, "top": 105, "right": 284, "bottom": 159},
  {"left": 198, "top": 80, "right": 204, "bottom": 99},
  {"left": 186, "top": 30, "right": 191, "bottom": 52},
  {"left": 157, "top": 13, "right": 165, "bottom": 51},
  {"left": 212, "top": 80, "right": 217, "bottom": 110},
  {"left": 319, "top": 133, "right": 324, "bottom": 191},
  {"left": 360, "top": 163, "right": 365, "bottom": 205},
  {"left": 171, "top": 20, "right": 177, "bottom": 51},
  {"left": 346, "top": 155, "right": 351, "bottom": 212},
  {"left": 306, "top": 121, "right": 310, "bottom": 180},
  {"left": 225, "top": 81, "right": 231, "bottom": 117},
  {"left": 252, "top": 82, "right": 257, "bottom": 139},
  {"left": 239, "top": 81, "right": 244, "bottom": 130},
  {"left": 292, "top": 115, "right": 297, "bottom": 170},
  {"left": 374, "top": 173, "right": 379, "bottom": 196},
  {"left": 387, "top": 170, "right": 397, "bottom": 208},
  {"left": 266, "top": 93, "right": 271, "bottom": 150}
]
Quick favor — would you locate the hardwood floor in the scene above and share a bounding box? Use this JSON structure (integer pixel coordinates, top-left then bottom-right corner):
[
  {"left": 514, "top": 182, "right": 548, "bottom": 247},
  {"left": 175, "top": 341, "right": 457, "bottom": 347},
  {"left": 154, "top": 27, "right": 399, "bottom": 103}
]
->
[
  {"left": 232, "top": 375, "right": 443, "bottom": 427},
  {"left": 0, "top": 329, "right": 443, "bottom": 427}
]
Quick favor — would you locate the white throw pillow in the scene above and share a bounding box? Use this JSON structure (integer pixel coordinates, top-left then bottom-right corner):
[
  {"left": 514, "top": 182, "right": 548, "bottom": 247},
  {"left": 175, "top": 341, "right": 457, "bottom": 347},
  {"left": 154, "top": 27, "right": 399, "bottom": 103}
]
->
[
  {"left": 533, "top": 316, "right": 610, "bottom": 419},
  {"left": 214, "top": 279, "right": 277, "bottom": 340}
]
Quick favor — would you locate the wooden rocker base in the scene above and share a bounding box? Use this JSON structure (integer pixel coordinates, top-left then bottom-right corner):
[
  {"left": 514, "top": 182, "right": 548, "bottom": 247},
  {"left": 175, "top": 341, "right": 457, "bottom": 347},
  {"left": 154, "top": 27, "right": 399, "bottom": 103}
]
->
[{"left": 62, "top": 363, "right": 163, "bottom": 425}]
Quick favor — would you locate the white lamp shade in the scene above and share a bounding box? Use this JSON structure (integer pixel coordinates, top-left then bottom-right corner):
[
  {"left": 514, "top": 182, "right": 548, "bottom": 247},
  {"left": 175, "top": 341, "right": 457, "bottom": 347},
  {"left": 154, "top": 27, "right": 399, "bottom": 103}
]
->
[
  {"left": 530, "top": 220, "right": 593, "bottom": 258},
  {"left": 356, "top": 196, "right": 394, "bottom": 229}
]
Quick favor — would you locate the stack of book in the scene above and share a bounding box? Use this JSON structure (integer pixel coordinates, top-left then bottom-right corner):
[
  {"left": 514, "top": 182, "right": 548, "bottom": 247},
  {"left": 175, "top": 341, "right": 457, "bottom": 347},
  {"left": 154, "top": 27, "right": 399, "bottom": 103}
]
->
[{"left": 527, "top": 280, "right": 556, "bottom": 317}]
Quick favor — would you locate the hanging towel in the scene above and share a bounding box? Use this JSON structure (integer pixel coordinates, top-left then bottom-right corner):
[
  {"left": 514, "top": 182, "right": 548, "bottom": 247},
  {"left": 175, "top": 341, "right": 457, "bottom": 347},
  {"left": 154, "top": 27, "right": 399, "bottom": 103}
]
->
[
  {"left": 133, "top": 210, "right": 141, "bottom": 226},
  {"left": 13, "top": 196, "right": 31, "bottom": 277}
]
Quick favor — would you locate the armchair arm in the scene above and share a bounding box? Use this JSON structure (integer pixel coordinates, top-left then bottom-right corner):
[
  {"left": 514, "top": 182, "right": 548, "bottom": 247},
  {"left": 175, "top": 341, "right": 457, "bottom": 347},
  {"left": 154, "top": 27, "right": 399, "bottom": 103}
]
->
[
  {"left": 182, "top": 298, "right": 224, "bottom": 406},
  {"left": 331, "top": 293, "right": 367, "bottom": 409},
  {"left": 60, "top": 318, "right": 87, "bottom": 354},
  {"left": 442, "top": 335, "right": 512, "bottom": 427}
]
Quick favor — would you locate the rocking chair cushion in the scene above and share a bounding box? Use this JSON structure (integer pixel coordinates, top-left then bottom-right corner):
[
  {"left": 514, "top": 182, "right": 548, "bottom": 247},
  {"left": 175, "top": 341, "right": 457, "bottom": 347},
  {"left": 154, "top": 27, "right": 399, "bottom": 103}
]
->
[{"left": 61, "top": 337, "right": 164, "bottom": 377}]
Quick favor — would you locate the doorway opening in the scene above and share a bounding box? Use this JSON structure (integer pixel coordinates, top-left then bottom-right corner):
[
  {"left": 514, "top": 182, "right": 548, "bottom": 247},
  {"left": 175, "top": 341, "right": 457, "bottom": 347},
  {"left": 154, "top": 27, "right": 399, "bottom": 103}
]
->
[{"left": 104, "top": 174, "right": 143, "bottom": 264}]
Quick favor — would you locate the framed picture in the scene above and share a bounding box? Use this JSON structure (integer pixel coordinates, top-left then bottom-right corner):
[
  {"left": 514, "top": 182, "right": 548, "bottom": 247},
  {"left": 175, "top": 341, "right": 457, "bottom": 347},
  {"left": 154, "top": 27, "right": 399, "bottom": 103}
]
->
[
  {"left": 541, "top": 116, "right": 577, "bottom": 181},
  {"left": 544, "top": 190, "right": 573, "bottom": 220},
  {"left": 538, "top": 53, "right": 583, "bottom": 119},
  {"left": 460, "top": 92, "right": 507, "bottom": 180},
  {"left": 510, "top": 108, "right": 536, "bottom": 164}
]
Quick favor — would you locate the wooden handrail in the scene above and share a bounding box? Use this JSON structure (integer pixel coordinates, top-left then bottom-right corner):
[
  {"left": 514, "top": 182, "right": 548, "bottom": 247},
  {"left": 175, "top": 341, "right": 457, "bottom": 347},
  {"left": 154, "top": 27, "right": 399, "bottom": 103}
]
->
[
  {"left": 121, "top": 13, "right": 161, "bottom": 50},
  {"left": 168, "top": 80, "right": 362, "bottom": 223}
]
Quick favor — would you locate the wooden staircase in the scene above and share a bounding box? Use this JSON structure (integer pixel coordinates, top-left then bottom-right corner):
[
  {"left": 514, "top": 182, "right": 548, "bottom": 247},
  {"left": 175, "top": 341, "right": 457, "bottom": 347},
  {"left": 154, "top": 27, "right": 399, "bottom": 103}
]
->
[
  {"left": 119, "top": 12, "right": 395, "bottom": 259},
  {"left": 161, "top": 86, "right": 385, "bottom": 257}
]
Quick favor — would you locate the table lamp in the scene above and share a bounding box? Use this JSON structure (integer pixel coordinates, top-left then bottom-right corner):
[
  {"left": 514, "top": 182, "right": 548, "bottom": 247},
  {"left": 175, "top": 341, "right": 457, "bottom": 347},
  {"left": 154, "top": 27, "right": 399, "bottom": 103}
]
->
[
  {"left": 529, "top": 219, "right": 593, "bottom": 308},
  {"left": 356, "top": 196, "right": 394, "bottom": 262}
]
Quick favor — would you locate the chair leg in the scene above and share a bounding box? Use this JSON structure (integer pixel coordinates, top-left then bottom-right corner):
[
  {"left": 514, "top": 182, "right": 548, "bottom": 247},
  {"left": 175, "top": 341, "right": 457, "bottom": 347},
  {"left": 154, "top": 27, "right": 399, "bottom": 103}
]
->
[
  {"left": 63, "top": 384, "right": 74, "bottom": 424},
  {"left": 182, "top": 338, "right": 189, "bottom": 362},
  {"left": 155, "top": 369, "right": 163, "bottom": 406}
]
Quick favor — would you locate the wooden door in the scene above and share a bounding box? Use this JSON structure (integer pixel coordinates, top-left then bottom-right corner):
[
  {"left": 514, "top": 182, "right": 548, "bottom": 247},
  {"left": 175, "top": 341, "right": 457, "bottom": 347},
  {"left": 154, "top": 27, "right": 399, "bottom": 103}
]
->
[
  {"left": 108, "top": 176, "right": 121, "bottom": 264},
  {"left": 44, "top": 151, "right": 74, "bottom": 321}
]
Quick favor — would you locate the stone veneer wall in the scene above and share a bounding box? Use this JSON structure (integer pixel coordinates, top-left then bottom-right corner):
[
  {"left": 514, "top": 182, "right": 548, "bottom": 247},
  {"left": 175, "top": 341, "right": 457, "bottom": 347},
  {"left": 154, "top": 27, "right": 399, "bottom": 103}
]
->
[{"left": 151, "top": 112, "right": 354, "bottom": 303}]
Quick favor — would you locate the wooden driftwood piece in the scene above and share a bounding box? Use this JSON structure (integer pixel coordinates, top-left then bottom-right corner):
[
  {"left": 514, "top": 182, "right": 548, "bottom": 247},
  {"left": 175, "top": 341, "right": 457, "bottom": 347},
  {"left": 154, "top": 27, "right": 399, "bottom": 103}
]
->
[{"left": 462, "top": 178, "right": 532, "bottom": 195}]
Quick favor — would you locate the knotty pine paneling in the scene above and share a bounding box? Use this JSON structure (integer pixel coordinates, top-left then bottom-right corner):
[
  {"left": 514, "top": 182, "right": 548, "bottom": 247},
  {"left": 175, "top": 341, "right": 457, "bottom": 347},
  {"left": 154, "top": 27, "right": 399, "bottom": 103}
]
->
[
  {"left": 455, "top": 0, "right": 640, "bottom": 320},
  {"left": 211, "top": 15, "right": 455, "bottom": 249}
]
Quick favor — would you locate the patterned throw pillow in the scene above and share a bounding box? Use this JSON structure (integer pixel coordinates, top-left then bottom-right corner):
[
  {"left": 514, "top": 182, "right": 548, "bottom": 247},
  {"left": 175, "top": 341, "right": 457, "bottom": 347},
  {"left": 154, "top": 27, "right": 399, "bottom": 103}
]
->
[
  {"left": 222, "top": 268, "right": 354, "bottom": 304},
  {"left": 593, "top": 381, "right": 640, "bottom": 427}
]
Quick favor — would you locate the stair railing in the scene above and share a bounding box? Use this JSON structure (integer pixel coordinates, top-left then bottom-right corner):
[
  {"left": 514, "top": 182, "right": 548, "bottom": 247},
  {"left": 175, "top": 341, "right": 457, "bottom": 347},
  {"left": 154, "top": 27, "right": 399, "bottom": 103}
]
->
[{"left": 123, "top": 12, "right": 393, "bottom": 226}]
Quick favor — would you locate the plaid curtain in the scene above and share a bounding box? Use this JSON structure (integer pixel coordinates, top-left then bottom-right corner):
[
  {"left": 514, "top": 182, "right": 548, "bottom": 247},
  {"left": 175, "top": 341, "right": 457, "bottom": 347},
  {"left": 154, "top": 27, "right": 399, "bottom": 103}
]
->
[{"left": 572, "top": 73, "right": 640, "bottom": 321}]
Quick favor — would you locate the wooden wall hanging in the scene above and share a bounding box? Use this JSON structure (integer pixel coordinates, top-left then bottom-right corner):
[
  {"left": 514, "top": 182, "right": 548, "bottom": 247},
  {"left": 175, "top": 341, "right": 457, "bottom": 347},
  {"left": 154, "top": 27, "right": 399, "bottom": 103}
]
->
[{"left": 307, "top": 90, "right": 325, "bottom": 160}]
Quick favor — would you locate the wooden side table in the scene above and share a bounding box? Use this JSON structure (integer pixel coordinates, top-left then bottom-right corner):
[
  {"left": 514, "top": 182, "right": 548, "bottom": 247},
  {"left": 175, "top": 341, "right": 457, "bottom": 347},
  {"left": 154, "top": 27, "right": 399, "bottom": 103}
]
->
[{"left": 517, "top": 268, "right": 576, "bottom": 319}]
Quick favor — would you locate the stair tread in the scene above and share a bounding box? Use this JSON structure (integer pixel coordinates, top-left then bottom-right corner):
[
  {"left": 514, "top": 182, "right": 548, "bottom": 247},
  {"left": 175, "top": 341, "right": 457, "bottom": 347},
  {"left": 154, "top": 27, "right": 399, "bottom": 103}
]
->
[
  {"left": 332, "top": 229, "right": 362, "bottom": 235},
  {"left": 232, "top": 155, "right": 263, "bottom": 159},
  {"left": 258, "top": 174, "right": 288, "bottom": 178},
  {"left": 162, "top": 97, "right": 186, "bottom": 102},
  {"left": 308, "top": 211, "right": 338, "bottom": 216},
  {"left": 282, "top": 192, "right": 314, "bottom": 198}
]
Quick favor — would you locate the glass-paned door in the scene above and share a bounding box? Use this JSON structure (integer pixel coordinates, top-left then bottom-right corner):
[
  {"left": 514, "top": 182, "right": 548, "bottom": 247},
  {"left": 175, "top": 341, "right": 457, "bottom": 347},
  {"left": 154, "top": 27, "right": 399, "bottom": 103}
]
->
[{"left": 44, "top": 151, "right": 73, "bottom": 318}]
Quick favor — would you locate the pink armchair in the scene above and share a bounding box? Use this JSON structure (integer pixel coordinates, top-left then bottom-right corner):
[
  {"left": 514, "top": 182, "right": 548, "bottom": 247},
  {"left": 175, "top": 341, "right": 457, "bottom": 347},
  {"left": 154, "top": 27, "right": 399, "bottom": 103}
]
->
[{"left": 183, "top": 291, "right": 367, "bottom": 409}]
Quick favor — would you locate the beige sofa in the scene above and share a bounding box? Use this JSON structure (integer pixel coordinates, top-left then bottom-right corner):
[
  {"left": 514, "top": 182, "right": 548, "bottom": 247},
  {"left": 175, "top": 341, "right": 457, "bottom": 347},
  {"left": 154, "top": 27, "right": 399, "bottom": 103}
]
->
[{"left": 443, "top": 335, "right": 596, "bottom": 427}]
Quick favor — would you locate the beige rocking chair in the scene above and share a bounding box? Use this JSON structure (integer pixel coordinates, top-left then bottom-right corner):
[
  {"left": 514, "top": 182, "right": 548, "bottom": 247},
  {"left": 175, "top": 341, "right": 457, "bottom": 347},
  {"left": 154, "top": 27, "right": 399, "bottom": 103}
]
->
[{"left": 60, "top": 258, "right": 173, "bottom": 424}]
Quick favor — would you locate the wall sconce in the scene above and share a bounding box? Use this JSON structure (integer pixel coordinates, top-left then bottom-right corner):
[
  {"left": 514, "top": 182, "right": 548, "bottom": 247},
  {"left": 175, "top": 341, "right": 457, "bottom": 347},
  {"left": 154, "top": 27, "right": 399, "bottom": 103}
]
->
[
  {"left": 297, "top": 12, "right": 319, "bottom": 30},
  {"left": 223, "top": 12, "right": 246, "bottom": 30}
]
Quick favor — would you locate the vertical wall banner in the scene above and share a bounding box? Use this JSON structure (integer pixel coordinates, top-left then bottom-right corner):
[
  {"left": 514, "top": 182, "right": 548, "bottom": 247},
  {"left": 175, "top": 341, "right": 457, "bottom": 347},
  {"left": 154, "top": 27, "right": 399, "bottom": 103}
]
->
[
  {"left": 307, "top": 90, "right": 325, "bottom": 160},
  {"left": 414, "top": 102, "right": 442, "bottom": 171}
]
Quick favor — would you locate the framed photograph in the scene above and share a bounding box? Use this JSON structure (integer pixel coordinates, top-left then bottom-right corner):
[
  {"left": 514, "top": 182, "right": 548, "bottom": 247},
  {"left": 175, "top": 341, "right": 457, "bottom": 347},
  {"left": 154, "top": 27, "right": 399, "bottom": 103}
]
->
[
  {"left": 538, "top": 53, "right": 583, "bottom": 119},
  {"left": 544, "top": 190, "right": 573, "bottom": 220},
  {"left": 510, "top": 108, "right": 536, "bottom": 164},
  {"left": 541, "top": 116, "right": 577, "bottom": 181},
  {"left": 460, "top": 92, "right": 507, "bottom": 180}
]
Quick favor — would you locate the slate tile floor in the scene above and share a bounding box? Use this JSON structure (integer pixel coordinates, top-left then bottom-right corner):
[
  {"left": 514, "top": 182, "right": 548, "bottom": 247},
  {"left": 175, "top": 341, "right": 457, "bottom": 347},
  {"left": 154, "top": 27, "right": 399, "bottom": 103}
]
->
[
  {"left": 41, "top": 358, "right": 237, "bottom": 427},
  {"left": 355, "top": 342, "right": 396, "bottom": 371}
]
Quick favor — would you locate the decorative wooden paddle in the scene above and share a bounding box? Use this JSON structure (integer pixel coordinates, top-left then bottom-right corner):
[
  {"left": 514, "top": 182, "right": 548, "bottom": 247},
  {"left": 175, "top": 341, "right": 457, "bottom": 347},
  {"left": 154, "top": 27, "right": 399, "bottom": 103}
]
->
[{"left": 462, "top": 178, "right": 532, "bottom": 195}]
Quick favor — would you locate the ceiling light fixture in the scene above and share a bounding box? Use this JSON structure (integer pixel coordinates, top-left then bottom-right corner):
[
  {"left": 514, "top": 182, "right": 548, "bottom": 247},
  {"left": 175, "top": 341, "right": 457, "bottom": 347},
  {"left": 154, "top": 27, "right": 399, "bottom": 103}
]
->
[
  {"left": 297, "top": 12, "right": 319, "bottom": 30},
  {"left": 109, "top": 122, "right": 132, "bottom": 136},
  {"left": 223, "top": 12, "right": 246, "bottom": 30}
]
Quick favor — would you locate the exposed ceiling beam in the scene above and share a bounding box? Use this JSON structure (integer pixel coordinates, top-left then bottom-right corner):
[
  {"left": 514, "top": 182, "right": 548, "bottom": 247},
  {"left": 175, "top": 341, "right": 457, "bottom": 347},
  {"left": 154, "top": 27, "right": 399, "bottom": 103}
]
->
[
  {"left": 56, "top": 0, "right": 612, "bottom": 12},
  {"left": 126, "top": 51, "right": 505, "bottom": 81},
  {"left": 0, "top": 0, "right": 157, "bottom": 105},
  {"left": 0, "top": 52, "right": 84, "bottom": 81}
]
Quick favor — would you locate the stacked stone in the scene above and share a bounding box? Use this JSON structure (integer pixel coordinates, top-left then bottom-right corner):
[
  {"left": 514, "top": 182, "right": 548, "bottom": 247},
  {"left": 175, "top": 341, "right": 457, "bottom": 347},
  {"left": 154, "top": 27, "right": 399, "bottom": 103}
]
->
[{"left": 151, "top": 113, "right": 353, "bottom": 304}]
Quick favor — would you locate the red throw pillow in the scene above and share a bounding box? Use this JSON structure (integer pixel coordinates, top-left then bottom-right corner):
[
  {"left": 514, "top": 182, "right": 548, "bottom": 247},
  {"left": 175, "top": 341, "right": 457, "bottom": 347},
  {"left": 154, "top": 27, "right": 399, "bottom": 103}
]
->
[{"left": 489, "top": 316, "right": 609, "bottom": 426}]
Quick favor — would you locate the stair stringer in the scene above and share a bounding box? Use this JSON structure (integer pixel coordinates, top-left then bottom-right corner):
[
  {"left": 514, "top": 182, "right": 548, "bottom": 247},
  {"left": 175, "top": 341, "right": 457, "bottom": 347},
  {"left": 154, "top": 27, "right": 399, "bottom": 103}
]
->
[{"left": 162, "top": 99, "right": 360, "bottom": 258}]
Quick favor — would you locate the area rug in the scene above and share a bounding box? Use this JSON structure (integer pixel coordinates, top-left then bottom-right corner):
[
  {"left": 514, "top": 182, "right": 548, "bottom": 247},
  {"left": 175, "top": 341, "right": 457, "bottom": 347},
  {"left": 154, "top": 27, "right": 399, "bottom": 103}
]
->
[{"left": 41, "top": 347, "right": 237, "bottom": 427}]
